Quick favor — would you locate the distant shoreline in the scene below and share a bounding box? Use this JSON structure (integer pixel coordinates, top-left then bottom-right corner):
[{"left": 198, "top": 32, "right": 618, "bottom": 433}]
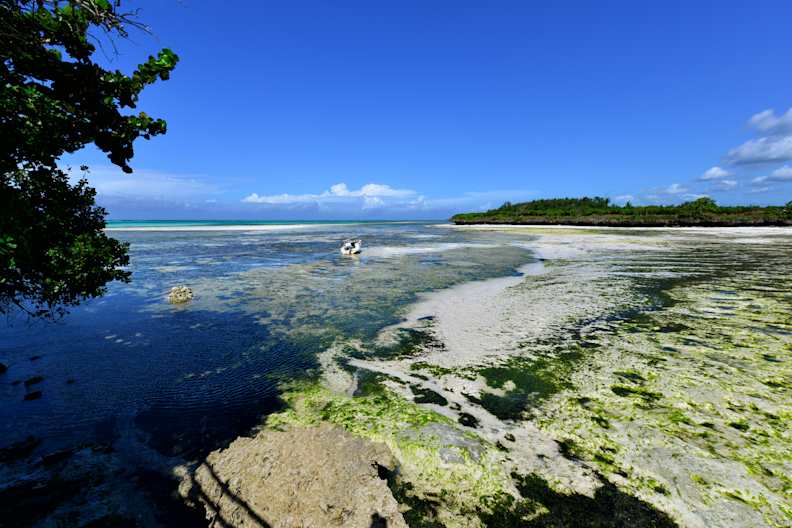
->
[
  {"left": 451, "top": 218, "right": 792, "bottom": 228},
  {"left": 439, "top": 223, "right": 792, "bottom": 233},
  {"left": 104, "top": 219, "right": 439, "bottom": 232},
  {"left": 450, "top": 196, "right": 792, "bottom": 227}
]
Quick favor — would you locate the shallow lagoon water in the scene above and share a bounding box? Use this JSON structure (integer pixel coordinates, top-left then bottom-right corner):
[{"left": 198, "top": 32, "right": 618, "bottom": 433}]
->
[{"left": 0, "top": 222, "right": 535, "bottom": 467}]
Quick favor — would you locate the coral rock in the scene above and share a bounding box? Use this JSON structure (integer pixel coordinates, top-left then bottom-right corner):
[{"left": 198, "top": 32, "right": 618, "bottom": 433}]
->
[{"left": 167, "top": 286, "right": 193, "bottom": 304}]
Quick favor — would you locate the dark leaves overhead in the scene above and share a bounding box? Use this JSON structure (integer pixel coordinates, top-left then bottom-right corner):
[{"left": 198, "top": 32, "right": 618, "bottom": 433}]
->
[{"left": 1, "top": 1, "right": 179, "bottom": 318}]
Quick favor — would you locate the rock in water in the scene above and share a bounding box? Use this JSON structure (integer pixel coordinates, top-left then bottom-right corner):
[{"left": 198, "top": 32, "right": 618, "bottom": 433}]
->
[
  {"left": 0, "top": 436, "right": 40, "bottom": 463},
  {"left": 178, "top": 424, "right": 407, "bottom": 528},
  {"left": 167, "top": 286, "right": 193, "bottom": 304},
  {"left": 24, "top": 376, "right": 44, "bottom": 387},
  {"left": 24, "top": 391, "right": 42, "bottom": 401},
  {"left": 0, "top": 362, "right": 7, "bottom": 374}
]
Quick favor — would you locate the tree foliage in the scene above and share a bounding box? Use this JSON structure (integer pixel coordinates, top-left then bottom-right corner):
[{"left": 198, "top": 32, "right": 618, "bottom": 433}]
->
[
  {"left": 451, "top": 196, "right": 792, "bottom": 227},
  {"left": 1, "top": 0, "right": 178, "bottom": 317}
]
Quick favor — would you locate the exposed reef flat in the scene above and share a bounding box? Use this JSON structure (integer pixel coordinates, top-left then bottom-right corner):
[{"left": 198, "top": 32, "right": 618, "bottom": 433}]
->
[
  {"left": 178, "top": 423, "right": 407, "bottom": 528},
  {"left": 184, "top": 226, "right": 791, "bottom": 527}
]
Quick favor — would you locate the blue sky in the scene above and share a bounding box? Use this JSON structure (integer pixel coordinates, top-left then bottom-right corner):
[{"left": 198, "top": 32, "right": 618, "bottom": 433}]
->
[{"left": 64, "top": 1, "right": 792, "bottom": 219}]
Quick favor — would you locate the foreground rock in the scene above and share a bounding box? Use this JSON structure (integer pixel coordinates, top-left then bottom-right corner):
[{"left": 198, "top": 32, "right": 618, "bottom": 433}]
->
[
  {"left": 178, "top": 423, "right": 407, "bottom": 528},
  {"left": 167, "top": 285, "right": 193, "bottom": 303}
]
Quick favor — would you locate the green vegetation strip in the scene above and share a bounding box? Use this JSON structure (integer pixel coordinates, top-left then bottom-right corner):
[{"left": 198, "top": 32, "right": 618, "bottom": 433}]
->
[{"left": 451, "top": 197, "right": 792, "bottom": 226}]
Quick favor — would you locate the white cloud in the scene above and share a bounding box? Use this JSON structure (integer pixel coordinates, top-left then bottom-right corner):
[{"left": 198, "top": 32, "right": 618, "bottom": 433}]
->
[
  {"left": 699, "top": 166, "right": 732, "bottom": 180},
  {"left": 334, "top": 183, "right": 416, "bottom": 198},
  {"left": 770, "top": 165, "right": 792, "bottom": 181},
  {"left": 643, "top": 184, "right": 707, "bottom": 203},
  {"left": 242, "top": 182, "right": 420, "bottom": 209},
  {"left": 65, "top": 165, "right": 538, "bottom": 219},
  {"left": 419, "top": 189, "right": 538, "bottom": 212},
  {"left": 748, "top": 108, "right": 792, "bottom": 134},
  {"left": 69, "top": 166, "right": 220, "bottom": 200},
  {"left": 712, "top": 179, "right": 738, "bottom": 191},
  {"left": 242, "top": 183, "right": 538, "bottom": 216},
  {"left": 660, "top": 183, "right": 688, "bottom": 195},
  {"left": 751, "top": 165, "right": 792, "bottom": 186},
  {"left": 726, "top": 135, "right": 792, "bottom": 165},
  {"left": 612, "top": 194, "right": 636, "bottom": 204}
]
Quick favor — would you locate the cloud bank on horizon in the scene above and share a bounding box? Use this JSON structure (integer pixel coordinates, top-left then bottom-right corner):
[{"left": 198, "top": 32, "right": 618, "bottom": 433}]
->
[
  {"left": 242, "top": 183, "right": 420, "bottom": 209},
  {"left": 79, "top": 166, "right": 538, "bottom": 220}
]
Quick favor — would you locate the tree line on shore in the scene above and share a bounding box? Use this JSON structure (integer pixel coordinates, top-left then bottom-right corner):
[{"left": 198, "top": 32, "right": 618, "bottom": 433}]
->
[{"left": 451, "top": 197, "right": 792, "bottom": 226}]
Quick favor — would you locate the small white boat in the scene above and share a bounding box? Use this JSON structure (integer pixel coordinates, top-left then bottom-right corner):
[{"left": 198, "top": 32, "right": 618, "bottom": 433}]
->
[{"left": 340, "top": 238, "right": 362, "bottom": 255}]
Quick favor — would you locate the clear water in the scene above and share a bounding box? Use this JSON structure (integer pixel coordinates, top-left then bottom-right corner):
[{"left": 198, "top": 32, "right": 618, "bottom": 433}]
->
[{"left": 0, "top": 222, "right": 536, "bottom": 460}]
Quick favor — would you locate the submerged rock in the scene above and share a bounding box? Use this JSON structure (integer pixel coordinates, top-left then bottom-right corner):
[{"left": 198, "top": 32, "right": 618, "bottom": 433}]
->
[
  {"left": 167, "top": 285, "right": 193, "bottom": 304},
  {"left": 24, "top": 375, "right": 44, "bottom": 387},
  {"left": 0, "top": 362, "right": 7, "bottom": 374},
  {"left": 0, "top": 436, "right": 40, "bottom": 463},
  {"left": 179, "top": 423, "right": 407, "bottom": 528},
  {"left": 0, "top": 444, "right": 192, "bottom": 527}
]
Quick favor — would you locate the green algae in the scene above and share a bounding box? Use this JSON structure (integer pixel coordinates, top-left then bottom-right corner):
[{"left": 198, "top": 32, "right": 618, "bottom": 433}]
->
[
  {"left": 354, "top": 368, "right": 405, "bottom": 397},
  {"left": 265, "top": 382, "right": 522, "bottom": 527},
  {"left": 728, "top": 420, "right": 750, "bottom": 432},
  {"left": 479, "top": 391, "right": 533, "bottom": 421},
  {"left": 479, "top": 472, "right": 680, "bottom": 528},
  {"left": 476, "top": 347, "right": 582, "bottom": 420},
  {"left": 667, "top": 410, "right": 693, "bottom": 425},
  {"left": 530, "top": 240, "right": 792, "bottom": 527},
  {"left": 457, "top": 412, "right": 479, "bottom": 428},
  {"left": 266, "top": 382, "right": 680, "bottom": 527},
  {"left": 371, "top": 327, "right": 445, "bottom": 360},
  {"left": 410, "top": 361, "right": 457, "bottom": 377},
  {"left": 411, "top": 385, "right": 449, "bottom": 406},
  {"left": 614, "top": 370, "right": 647, "bottom": 383},
  {"left": 690, "top": 474, "right": 708, "bottom": 486},
  {"left": 610, "top": 384, "right": 663, "bottom": 403}
]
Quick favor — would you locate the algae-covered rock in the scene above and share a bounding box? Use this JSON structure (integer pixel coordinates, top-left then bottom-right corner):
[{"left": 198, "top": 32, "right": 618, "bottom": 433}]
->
[
  {"left": 167, "top": 285, "right": 193, "bottom": 304},
  {"left": 179, "top": 423, "right": 407, "bottom": 528},
  {"left": 264, "top": 383, "right": 522, "bottom": 528}
]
